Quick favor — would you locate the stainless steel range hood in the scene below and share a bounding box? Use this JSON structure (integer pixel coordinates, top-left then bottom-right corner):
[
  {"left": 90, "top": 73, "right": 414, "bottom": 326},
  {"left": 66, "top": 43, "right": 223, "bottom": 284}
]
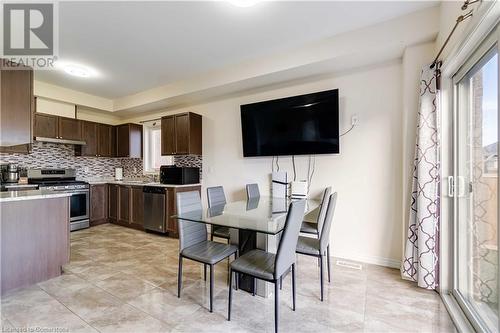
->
[{"left": 35, "top": 137, "right": 87, "bottom": 145}]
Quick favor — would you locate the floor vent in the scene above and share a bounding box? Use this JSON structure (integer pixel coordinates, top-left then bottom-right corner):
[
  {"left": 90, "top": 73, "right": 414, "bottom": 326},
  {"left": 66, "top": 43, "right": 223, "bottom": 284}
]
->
[{"left": 336, "top": 260, "right": 362, "bottom": 270}]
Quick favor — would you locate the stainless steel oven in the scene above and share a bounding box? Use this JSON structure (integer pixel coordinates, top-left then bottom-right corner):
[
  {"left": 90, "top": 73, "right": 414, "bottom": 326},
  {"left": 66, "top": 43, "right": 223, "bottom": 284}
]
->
[
  {"left": 28, "top": 169, "right": 90, "bottom": 231},
  {"left": 44, "top": 184, "right": 90, "bottom": 231}
]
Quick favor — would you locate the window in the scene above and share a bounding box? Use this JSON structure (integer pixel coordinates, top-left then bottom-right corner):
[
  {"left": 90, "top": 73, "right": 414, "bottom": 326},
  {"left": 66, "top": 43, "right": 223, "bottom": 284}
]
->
[{"left": 143, "top": 121, "right": 173, "bottom": 173}]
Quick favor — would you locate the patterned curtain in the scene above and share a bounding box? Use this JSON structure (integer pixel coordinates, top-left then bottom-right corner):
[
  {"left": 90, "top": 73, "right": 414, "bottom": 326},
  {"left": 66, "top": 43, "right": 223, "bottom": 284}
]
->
[{"left": 401, "top": 66, "right": 440, "bottom": 290}]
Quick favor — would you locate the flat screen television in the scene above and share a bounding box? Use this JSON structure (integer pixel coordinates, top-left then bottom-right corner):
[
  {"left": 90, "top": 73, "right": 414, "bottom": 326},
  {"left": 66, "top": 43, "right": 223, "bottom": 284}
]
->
[{"left": 240, "top": 89, "right": 339, "bottom": 157}]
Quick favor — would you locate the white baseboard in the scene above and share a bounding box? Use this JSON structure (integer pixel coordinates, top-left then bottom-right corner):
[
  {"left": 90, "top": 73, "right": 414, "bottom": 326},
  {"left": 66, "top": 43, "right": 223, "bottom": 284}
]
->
[{"left": 333, "top": 253, "right": 401, "bottom": 269}]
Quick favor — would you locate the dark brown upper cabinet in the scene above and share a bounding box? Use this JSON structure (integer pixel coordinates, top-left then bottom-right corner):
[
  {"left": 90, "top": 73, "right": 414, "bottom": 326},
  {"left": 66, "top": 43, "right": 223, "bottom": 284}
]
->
[
  {"left": 34, "top": 113, "right": 58, "bottom": 139},
  {"left": 116, "top": 123, "right": 142, "bottom": 158},
  {"left": 58, "top": 117, "right": 82, "bottom": 141},
  {"left": 76, "top": 121, "right": 98, "bottom": 156},
  {"left": 75, "top": 121, "right": 115, "bottom": 157},
  {"left": 97, "top": 124, "right": 114, "bottom": 157},
  {"left": 161, "top": 112, "right": 202, "bottom": 156},
  {"left": 0, "top": 61, "right": 33, "bottom": 148},
  {"left": 34, "top": 113, "right": 82, "bottom": 141}
]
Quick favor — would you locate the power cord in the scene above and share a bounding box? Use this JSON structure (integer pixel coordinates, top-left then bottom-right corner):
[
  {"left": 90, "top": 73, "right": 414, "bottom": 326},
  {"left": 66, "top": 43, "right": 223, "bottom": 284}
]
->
[{"left": 340, "top": 124, "right": 356, "bottom": 137}]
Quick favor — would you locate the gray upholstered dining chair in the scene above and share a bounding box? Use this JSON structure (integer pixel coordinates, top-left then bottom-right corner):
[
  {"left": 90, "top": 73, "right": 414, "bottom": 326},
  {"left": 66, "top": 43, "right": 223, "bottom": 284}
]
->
[
  {"left": 300, "top": 186, "right": 332, "bottom": 235},
  {"left": 299, "top": 186, "right": 332, "bottom": 282},
  {"left": 177, "top": 191, "right": 238, "bottom": 313},
  {"left": 228, "top": 200, "right": 306, "bottom": 333},
  {"left": 246, "top": 183, "right": 260, "bottom": 200},
  {"left": 206, "top": 186, "right": 231, "bottom": 242},
  {"left": 296, "top": 192, "right": 337, "bottom": 301}
]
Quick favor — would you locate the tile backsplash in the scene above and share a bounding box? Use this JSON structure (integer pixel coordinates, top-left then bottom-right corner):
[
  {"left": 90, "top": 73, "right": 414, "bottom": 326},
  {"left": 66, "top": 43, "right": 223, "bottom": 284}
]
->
[{"left": 0, "top": 142, "right": 202, "bottom": 181}]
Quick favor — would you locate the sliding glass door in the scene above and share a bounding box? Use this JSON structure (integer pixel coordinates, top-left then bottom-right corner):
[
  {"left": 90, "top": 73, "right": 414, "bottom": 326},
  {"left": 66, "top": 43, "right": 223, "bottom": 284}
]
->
[{"left": 453, "top": 26, "right": 499, "bottom": 332}]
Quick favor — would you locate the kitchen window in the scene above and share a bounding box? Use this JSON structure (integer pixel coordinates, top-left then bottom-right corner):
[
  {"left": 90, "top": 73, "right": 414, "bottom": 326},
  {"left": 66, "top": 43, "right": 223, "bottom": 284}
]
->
[{"left": 143, "top": 121, "right": 173, "bottom": 174}]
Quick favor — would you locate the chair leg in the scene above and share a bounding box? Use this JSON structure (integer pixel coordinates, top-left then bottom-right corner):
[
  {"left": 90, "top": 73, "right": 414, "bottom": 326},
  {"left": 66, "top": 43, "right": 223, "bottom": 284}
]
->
[
  {"left": 327, "top": 245, "right": 331, "bottom": 283},
  {"left": 235, "top": 272, "right": 239, "bottom": 290},
  {"left": 274, "top": 280, "right": 279, "bottom": 333},
  {"left": 319, "top": 255, "right": 324, "bottom": 302},
  {"left": 291, "top": 264, "right": 296, "bottom": 311},
  {"left": 252, "top": 278, "right": 256, "bottom": 296},
  {"left": 228, "top": 268, "right": 233, "bottom": 321},
  {"left": 204, "top": 264, "right": 207, "bottom": 281},
  {"left": 178, "top": 256, "right": 183, "bottom": 298},
  {"left": 210, "top": 264, "right": 214, "bottom": 312}
]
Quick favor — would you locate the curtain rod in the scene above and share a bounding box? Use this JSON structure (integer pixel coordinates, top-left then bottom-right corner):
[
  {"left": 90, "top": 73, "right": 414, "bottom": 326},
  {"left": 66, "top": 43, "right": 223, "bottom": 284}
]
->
[{"left": 430, "top": 8, "right": 474, "bottom": 69}]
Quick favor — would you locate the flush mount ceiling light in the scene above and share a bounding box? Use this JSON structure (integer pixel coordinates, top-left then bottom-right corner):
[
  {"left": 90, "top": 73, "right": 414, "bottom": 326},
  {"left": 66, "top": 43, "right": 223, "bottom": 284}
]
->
[
  {"left": 64, "top": 65, "right": 90, "bottom": 77},
  {"left": 227, "top": 0, "right": 262, "bottom": 7},
  {"left": 55, "top": 61, "right": 97, "bottom": 78}
]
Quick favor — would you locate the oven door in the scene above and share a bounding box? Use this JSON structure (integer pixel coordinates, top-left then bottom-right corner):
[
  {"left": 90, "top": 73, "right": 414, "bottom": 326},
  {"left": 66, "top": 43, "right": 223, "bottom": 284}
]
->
[{"left": 69, "top": 190, "right": 89, "bottom": 221}]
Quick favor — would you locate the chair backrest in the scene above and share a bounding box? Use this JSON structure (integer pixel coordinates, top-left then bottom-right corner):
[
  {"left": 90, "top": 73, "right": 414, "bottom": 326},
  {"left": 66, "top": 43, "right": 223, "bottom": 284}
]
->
[
  {"left": 274, "top": 199, "right": 306, "bottom": 278},
  {"left": 207, "top": 186, "right": 226, "bottom": 208},
  {"left": 316, "top": 187, "right": 332, "bottom": 235},
  {"left": 246, "top": 183, "right": 260, "bottom": 200},
  {"left": 176, "top": 191, "right": 207, "bottom": 252},
  {"left": 319, "top": 192, "right": 337, "bottom": 252}
]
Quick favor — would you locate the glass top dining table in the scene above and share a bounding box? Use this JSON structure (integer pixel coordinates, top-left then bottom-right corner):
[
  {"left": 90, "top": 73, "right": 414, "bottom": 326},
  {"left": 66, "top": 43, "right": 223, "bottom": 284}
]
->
[{"left": 173, "top": 196, "right": 320, "bottom": 235}]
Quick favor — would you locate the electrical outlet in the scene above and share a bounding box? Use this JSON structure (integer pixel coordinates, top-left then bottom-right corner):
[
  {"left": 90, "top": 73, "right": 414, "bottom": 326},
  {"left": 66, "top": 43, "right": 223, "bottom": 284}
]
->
[{"left": 351, "top": 114, "right": 359, "bottom": 126}]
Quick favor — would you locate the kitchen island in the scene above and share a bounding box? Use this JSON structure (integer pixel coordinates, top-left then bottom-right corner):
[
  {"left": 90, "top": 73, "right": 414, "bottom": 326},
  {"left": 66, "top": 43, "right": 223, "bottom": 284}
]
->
[{"left": 0, "top": 189, "right": 71, "bottom": 294}]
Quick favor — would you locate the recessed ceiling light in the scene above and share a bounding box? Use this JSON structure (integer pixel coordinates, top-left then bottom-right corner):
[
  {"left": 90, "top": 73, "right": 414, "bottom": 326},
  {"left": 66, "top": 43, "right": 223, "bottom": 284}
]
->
[
  {"left": 54, "top": 61, "right": 98, "bottom": 78},
  {"left": 228, "top": 0, "right": 261, "bottom": 7}
]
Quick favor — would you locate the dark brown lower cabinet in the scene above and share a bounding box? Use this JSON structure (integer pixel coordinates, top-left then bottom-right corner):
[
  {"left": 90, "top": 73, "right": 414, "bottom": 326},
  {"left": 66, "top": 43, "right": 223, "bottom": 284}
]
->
[
  {"left": 90, "top": 184, "right": 108, "bottom": 226},
  {"left": 108, "top": 184, "right": 119, "bottom": 223},
  {"left": 118, "top": 186, "right": 130, "bottom": 224},
  {"left": 105, "top": 184, "right": 200, "bottom": 237},
  {"left": 130, "top": 186, "right": 144, "bottom": 227}
]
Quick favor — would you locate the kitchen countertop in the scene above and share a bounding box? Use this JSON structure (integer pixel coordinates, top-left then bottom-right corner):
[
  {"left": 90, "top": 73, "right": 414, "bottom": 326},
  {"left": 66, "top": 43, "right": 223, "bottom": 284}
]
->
[
  {"left": 0, "top": 189, "right": 72, "bottom": 203},
  {"left": 84, "top": 179, "right": 201, "bottom": 188}
]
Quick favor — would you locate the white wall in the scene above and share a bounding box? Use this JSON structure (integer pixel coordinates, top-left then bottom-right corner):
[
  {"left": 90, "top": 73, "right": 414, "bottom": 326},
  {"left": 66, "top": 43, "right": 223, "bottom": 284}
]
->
[
  {"left": 124, "top": 61, "right": 404, "bottom": 267},
  {"left": 401, "top": 42, "right": 436, "bottom": 253}
]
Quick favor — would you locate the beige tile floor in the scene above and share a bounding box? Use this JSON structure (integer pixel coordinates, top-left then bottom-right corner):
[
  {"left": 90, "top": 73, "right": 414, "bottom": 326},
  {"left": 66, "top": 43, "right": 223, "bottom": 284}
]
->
[{"left": 1, "top": 224, "right": 456, "bottom": 332}]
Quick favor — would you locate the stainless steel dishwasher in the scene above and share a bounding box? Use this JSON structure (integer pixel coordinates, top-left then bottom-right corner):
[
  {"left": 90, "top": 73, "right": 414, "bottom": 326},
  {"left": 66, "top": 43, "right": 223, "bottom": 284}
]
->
[{"left": 143, "top": 186, "right": 167, "bottom": 233}]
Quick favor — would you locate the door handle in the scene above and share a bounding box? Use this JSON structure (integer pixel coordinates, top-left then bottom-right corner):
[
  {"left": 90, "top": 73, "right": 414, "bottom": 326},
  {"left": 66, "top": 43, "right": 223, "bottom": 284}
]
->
[{"left": 448, "top": 176, "right": 454, "bottom": 197}]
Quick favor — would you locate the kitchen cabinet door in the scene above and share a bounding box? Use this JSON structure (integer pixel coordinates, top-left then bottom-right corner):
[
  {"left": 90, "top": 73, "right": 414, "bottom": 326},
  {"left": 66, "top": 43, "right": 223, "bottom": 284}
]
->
[
  {"left": 116, "top": 124, "right": 129, "bottom": 157},
  {"left": 116, "top": 124, "right": 142, "bottom": 158},
  {"left": 165, "top": 188, "right": 176, "bottom": 234},
  {"left": 78, "top": 121, "right": 98, "bottom": 157},
  {"left": 108, "top": 184, "right": 119, "bottom": 223},
  {"left": 130, "top": 186, "right": 144, "bottom": 226},
  {"left": 0, "top": 64, "right": 33, "bottom": 147},
  {"left": 58, "top": 117, "right": 82, "bottom": 141},
  {"left": 161, "top": 113, "right": 202, "bottom": 156},
  {"left": 34, "top": 113, "right": 58, "bottom": 139},
  {"left": 90, "top": 184, "right": 108, "bottom": 225},
  {"left": 97, "top": 124, "right": 112, "bottom": 157},
  {"left": 174, "top": 114, "right": 190, "bottom": 154},
  {"left": 118, "top": 185, "right": 131, "bottom": 224},
  {"left": 161, "top": 116, "right": 175, "bottom": 155}
]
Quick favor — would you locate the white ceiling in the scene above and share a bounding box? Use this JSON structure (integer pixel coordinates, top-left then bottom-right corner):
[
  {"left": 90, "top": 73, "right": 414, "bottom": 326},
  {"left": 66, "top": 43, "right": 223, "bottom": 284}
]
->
[{"left": 35, "top": 1, "right": 437, "bottom": 99}]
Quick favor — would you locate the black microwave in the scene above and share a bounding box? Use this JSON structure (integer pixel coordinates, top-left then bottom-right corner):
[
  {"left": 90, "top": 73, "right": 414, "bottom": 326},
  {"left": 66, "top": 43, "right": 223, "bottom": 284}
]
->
[{"left": 160, "top": 166, "right": 200, "bottom": 185}]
